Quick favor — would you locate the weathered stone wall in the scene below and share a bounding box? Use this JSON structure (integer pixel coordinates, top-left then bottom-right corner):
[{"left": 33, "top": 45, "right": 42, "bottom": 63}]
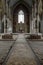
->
[
  {"left": 0, "top": 0, "right": 12, "bottom": 33},
  {"left": 0, "top": 0, "right": 43, "bottom": 33}
]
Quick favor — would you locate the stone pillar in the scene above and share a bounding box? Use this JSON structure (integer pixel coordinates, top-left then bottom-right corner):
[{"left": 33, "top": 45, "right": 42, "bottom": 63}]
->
[
  {"left": 3, "top": 0, "right": 7, "bottom": 33},
  {"left": 37, "top": 0, "right": 42, "bottom": 33},
  {"left": 37, "top": 14, "right": 40, "bottom": 33},
  {"left": 30, "top": 15, "right": 32, "bottom": 33},
  {"left": 0, "top": 12, "right": 2, "bottom": 33},
  {"left": 0, "top": 0, "right": 2, "bottom": 33},
  {"left": 4, "top": 14, "right": 7, "bottom": 33},
  {"left": 34, "top": 0, "right": 39, "bottom": 33},
  {"left": 31, "top": 5, "right": 34, "bottom": 33},
  {"left": 41, "top": 14, "right": 43, "bottom": 33}
]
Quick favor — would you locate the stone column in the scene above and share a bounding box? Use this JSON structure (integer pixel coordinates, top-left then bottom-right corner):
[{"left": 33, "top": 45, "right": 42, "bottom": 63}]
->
[
  {"left": 31, "top": 5, "right": 34, "bottom": 33},
  {"left": 37, "top": 0, "right": 42, "bottom": 33},
  {"left": 0, "top": 12, "right": 2, "bottom": 33},
  {"left": 37, "top": 14, "right": 40, "bottom": 33},
  {"left": 0, "top": 0, "right": 2, "bottom": 33},
  {"left": 4, "top": 14, "right": 7, "bottom": 33},
  {"left": 2, "top": 0, "right": 6, "bottom": 33},
  {"left": 35, "top": 0, "right": 39, "bottom": 33},
  {"left": 30, "top": 15, "right": 32, "bottom": 33},
  {"left": 4, "top": 0, "right": 7, "bottom": 33}
]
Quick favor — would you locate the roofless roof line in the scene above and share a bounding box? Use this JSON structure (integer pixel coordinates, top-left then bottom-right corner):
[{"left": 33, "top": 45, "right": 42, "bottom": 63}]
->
[
  {"left": 11, "top": 0, "right": 32, "bottom": 14},
  {"left": 7, "top": 0, "right": 33, "bottom": 7}
]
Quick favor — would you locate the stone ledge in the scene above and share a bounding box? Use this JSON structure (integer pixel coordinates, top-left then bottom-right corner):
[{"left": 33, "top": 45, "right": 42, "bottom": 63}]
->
[{"left": 2, "top": 34, "right": 13, "bottom": 39}]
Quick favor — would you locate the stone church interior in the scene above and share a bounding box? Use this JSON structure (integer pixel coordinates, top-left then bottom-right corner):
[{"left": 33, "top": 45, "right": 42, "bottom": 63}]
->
[{"left": 0, "top": 0, "right": 43, "bottom": 65}]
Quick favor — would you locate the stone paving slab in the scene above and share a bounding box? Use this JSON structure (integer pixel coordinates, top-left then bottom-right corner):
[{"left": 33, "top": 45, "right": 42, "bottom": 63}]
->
[
  {"left": 0, "top": 41, "right": 14, "bottom": 64},
  {"left": 5, "top": 34, "right": 39, "bottom": 65},
  {"left": 0, "top": 35, "right": 18, "bottom": 65},
  {"left": 28, "top": 41, "right": 43, "bottom": 64}
]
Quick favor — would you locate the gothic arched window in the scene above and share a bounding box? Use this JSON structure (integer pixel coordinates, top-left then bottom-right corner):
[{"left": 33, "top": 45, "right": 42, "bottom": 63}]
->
[{"left": 18, "top": 10, "right": 24, "bottom": 23}]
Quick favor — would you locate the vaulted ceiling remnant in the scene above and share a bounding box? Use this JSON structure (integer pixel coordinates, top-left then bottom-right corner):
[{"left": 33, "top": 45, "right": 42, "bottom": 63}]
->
[{"left": 6, "top": 0, "right": 33, "bottom": 7}]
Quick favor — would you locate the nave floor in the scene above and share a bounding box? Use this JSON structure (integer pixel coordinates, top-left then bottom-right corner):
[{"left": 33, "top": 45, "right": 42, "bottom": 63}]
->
[{"left": 0, "top": 34, "right": 41, "bottom": 65}]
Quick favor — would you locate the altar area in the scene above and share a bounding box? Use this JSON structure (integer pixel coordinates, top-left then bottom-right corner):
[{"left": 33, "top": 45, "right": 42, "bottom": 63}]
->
[{"left": 0, "top": 33, "right": 43, "bottom": 41}]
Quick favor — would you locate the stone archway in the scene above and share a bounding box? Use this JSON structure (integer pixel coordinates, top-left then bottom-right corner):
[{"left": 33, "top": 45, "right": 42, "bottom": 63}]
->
[{"left": 12, "top": 2, "right": 30, "bottom": 33}]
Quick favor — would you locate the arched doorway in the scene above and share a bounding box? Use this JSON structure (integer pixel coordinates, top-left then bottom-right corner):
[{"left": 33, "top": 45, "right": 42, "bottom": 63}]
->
[{"left": 13, "top": 3, "right": 30, "bottom": 33}]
